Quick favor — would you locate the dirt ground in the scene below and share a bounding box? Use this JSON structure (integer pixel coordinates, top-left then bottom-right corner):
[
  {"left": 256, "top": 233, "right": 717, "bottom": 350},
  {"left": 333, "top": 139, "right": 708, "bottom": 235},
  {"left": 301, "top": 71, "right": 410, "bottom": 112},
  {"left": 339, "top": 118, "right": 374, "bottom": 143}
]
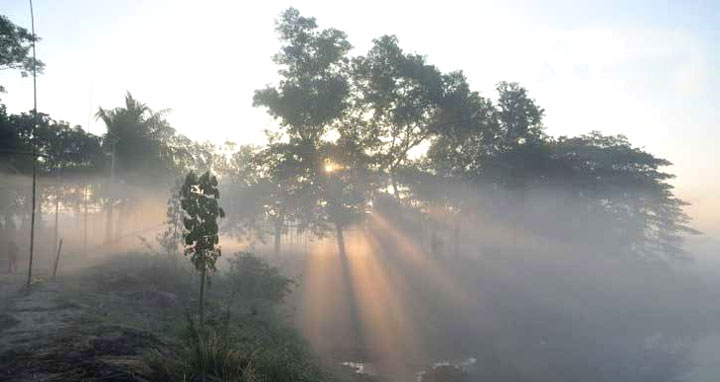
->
[
  {"left": 0, "top": 262, "right": 172, "bottom": 382},
  {"left": 0, "top": 249, "right": 380, "bottom": 382}
]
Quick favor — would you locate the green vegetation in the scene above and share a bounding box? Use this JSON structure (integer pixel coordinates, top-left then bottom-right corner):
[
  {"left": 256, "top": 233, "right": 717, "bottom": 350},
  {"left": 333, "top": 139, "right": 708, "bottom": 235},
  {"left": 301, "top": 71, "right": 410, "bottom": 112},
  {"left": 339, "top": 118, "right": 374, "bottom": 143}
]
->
[
  {"left": 0, "top": 14, "right": 44, "bottom": 93},
  {"left": 138, "top": 250, "right": 339, "bottom": 382},
  {"left": 180, "top": 170, "right": 225, "bottom": 326},
  {"left": 0, "top": 7, "right": 692, "bottom": 262}
]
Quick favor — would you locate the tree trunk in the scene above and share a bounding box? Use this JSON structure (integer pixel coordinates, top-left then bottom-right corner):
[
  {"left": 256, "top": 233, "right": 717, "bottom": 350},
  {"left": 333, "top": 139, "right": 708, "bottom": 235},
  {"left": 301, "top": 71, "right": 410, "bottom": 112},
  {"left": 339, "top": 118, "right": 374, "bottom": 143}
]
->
[
  {"left": 336, "top": 222, "right": 347, "bottom": 258},
  {"left": 273, "top": 218, "right": 282, "bottom": 256},
  {"left": 199, "top": 261, "right": 206, "bottom": 326},
  {"left": 53, "top": 190, "right": 59, "bottom": 256},
  {"left": 391, "top": 170, "right": 401, "bottom": 202},
  {"left": 36, "top": 185, "right": 43, "bottom": 235},
  {"left": 105, "top": 198, "right": 113, "bottom": 244},
  {"left": 274, "top": 228, "right": 281, "bottom": 256},
  {"left": 115, "top": 201, "right": 124, "bottom": 242},
  {"left": 431, "top": 220, "right": 441, "bottom": 257},
  {"left": 27, "top": 160, "right": 38, "bottom": 288}
]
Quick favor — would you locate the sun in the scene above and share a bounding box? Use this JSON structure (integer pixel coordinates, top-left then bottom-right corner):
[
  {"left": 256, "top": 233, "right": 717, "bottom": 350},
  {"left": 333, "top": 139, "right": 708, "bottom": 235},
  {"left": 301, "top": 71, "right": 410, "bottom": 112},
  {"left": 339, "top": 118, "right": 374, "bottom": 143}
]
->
[{"left": 325, "top": 161, "right": 340, "bottom": 173}]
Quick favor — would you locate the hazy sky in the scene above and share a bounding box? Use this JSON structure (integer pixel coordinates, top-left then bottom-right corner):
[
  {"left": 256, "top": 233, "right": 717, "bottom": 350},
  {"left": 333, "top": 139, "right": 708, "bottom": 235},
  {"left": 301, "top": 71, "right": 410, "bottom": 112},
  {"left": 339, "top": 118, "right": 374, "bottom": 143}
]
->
[{"left": 1, "top": 0, "right": 718, "bottom": 236}]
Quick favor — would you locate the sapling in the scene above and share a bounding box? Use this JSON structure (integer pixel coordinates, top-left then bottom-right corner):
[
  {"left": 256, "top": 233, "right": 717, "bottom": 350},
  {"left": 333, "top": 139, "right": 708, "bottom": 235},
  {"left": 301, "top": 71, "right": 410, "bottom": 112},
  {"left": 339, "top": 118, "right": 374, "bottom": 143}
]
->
[{"left": 180, "top": 170, "right": 225, "bottom": 325}]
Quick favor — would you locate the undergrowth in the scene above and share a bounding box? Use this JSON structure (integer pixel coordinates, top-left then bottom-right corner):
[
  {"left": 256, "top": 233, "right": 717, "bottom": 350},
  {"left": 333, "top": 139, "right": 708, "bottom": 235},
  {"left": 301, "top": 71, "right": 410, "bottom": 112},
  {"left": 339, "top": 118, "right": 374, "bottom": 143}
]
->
[{"left": 122, "top": 250, "right": 335, "bottom": 381}]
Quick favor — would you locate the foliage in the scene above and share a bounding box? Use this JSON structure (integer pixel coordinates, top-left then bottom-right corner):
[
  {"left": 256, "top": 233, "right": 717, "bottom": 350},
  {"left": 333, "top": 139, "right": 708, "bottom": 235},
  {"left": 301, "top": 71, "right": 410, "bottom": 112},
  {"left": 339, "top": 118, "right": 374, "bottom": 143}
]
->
[
  {"left": 253, "top": 8, "right": 351, "bottom": 142},
  {"left": 95, "top": 92, "right": 178, "bottom": 185},
  {"left": 495, "top": 81, "right": 545, "bottom": 146},
  {"left": 423, "top": 82, "right": 694, "bottom": 259},
  {"left": 426, "top": 81, "right": 545, "bottom": 184},
  {"left": 181, "top": 170, "right": 225, "bottom": 325},
  {"left": 0, "top": 14, "right": 44, "bottom": 93},
  {"left": 0, "top": 107, "right": 103, "bottom": 176},
  {"left": 181, "top": 170, "right": 225, "bottom": 272},
  {"left": 0, "top": 7, "right": 704, "bottom": 382},
  {"left": 157, "top": 178, "right": 185, "bottom": 261},
  {"left": 0, "top": 105, "right": 105, "bottom": 235},
  {"left": 549, "top": 132, "right": 697, "bottom": 259},
  {"left": 225, "top": 251, "right": 293, "bottom": 306},
  {"left": 150, "top": 313, "right": 331, "bottom": 382},
  {"left": 139, "top": 250, "right": 332, "bottom": 382},
  {"left": 183, "top": 315, "right": 257, "bottom": 382},
  {"left": 251, "top": 8, "right": 372, "bottom": 256},
  {"left": 352, "top": 35, "right": 445, "bottom": 196}
]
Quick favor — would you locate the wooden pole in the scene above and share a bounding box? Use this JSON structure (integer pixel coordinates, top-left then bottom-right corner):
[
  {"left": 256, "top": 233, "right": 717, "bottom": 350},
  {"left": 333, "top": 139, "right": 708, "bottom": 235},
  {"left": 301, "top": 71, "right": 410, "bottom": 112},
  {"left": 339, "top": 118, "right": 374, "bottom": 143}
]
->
[
  {"left": 83, "top": 184, "right": 88, "bottom": 257},
  {"left": 105, "top": 140, "right": 115, "bottom": 244},
  {"left": 52, "top": 238, "right": 63, "bottom": 279},
  {"left": 26, "top": 0, "right": 38, "bottom": 289},
  {"left": 53, "top": 169, "right": 59, "bottom": 259}
]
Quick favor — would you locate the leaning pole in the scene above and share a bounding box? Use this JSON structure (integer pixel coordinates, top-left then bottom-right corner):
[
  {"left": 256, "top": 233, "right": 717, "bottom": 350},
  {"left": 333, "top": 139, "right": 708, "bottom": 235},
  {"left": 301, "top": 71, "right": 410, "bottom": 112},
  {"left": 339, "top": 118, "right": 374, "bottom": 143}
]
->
[{"left": 26, "top": 0, "right": 39, "bottom": 289}]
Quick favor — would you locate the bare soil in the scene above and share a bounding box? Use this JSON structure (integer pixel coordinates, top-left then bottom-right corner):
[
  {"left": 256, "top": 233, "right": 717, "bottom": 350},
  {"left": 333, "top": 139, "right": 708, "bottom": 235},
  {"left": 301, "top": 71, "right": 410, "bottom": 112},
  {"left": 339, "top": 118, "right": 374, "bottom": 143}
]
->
[{"left": 0, "top": 271, "right": 171, "bottom": 381}]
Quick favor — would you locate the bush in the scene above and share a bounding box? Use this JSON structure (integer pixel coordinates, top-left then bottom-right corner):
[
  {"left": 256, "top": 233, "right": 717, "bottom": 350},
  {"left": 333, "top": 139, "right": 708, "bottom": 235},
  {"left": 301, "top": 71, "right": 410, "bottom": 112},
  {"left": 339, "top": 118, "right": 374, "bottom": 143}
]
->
[
  {"left": 147, "top": 252, "right": 332, "bottom": 382},
  {"left": 225, "top": 251, "right": 294, "bottom": 304},
  {"left": 147, "top": 313, "right": 257, "bottom": 382},
  {"left": 184, "top": 315, "right": 257, "bottom": 382}
]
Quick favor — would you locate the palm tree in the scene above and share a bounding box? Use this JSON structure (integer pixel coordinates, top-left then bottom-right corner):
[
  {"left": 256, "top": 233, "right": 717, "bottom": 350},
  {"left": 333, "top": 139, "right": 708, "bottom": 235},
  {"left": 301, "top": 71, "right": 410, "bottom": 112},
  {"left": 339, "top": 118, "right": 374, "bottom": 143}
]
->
[{"left": 95, "top": 92, "right": 174, "bottom": 242}]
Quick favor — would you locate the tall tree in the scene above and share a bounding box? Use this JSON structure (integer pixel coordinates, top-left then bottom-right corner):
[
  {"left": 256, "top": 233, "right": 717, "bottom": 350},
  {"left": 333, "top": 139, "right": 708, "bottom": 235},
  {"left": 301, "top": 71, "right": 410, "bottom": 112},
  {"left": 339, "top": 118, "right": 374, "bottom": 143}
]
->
[
  {"left": 253, "top": 8, "right": 361, "bottom": 256},
  {"left": 352, "top": 35, "right": 445, "bottom": 199},
  {"left": 0, "top": 107, "right": 103, "bottom": 243},
  {"left": 95, "top": 92, "right": 176, "bottom": 182},
  {"left": 425, "top": 80, "right": 695, "bottom": 260},
  {"left": 549, "top": 132, "right": 697, "bottom": 259},
  {"left": 95, "top": 92, "right": 176, "bottom": 241}
]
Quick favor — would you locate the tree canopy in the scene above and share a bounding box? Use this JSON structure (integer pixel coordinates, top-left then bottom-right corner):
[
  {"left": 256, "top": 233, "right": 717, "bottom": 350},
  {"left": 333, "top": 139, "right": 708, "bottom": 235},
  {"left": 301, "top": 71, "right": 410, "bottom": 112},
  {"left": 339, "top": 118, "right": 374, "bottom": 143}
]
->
[
  {"left": 0, "top": 8, "right": 696, "bottom": 264},
  {"left": 0, "top": 14, "right": 44, "bottom": 93}
]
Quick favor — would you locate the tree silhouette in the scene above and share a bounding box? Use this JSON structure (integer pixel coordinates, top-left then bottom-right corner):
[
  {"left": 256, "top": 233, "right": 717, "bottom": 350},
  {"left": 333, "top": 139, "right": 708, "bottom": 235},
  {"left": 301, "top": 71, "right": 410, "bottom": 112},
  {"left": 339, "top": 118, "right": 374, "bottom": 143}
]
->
[
  {"left": 95, "top": 92, "right": 176, "bottom": 241},
  {"left": 253, "top": 8, "right": 363, "bottom": 257},
  {"left": 353, "top": 35, "right": 445, "bottom": 200}
]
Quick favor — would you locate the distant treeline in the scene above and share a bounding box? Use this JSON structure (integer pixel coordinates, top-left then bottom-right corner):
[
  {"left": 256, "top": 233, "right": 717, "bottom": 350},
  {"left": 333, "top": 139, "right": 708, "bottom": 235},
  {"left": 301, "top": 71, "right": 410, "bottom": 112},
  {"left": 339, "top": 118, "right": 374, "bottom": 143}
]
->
[{"left": 0, "top": 8, "right": 695, "bottom": 261}]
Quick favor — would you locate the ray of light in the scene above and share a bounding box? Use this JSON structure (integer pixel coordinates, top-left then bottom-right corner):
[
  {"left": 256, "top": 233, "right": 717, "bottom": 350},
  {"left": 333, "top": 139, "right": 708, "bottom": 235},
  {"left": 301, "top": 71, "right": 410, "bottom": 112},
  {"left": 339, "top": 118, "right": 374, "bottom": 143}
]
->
[
  {"left": 297, "top": 213, "right": 504, "bottom": 380},
  {"left": 368, "top": 212, "right": 476, "bottom": 308},
  {"left": 298, "top": 237, "right": 358, "bottom": 355},
  {"left": 343, "top": 229, "right": 422, "bottom": 380}
]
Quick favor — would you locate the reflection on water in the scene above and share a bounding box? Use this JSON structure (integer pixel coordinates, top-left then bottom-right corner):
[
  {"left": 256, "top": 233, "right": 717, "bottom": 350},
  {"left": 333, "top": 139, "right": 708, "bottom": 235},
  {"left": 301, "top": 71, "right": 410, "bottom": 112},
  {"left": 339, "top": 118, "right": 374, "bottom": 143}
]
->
[
  {"left": 342, "top": 356, "right": 478, "bottom": 381},
  {"left": 341, "top": 361, "right": 379, "bottom": 376}
]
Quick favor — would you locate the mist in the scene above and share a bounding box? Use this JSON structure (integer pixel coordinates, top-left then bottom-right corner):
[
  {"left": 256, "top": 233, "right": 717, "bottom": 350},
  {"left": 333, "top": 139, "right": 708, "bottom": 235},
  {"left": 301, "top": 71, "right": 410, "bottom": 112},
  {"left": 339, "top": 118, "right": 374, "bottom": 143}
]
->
[
  {"left": 2, "top": 4, "right": 719, "bottom": 382},
  {"left": 8, "top": 171, "right": 717, "bottom": 381}
]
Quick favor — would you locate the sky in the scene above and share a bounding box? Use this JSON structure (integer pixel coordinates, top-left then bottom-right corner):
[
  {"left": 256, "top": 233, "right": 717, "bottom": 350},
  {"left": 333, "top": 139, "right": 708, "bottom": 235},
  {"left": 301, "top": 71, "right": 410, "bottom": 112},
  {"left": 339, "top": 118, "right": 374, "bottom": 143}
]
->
[{"left": 0, "top": 0, "right": 718, "bottom": 237}]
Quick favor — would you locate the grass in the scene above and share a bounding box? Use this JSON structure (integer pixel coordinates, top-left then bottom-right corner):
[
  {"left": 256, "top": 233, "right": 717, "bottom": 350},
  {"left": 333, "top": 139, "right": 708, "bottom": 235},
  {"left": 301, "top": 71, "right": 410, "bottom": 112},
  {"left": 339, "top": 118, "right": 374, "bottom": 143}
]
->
[{"left": 40, "top": 250, "right": 373, "bottom": 382}]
